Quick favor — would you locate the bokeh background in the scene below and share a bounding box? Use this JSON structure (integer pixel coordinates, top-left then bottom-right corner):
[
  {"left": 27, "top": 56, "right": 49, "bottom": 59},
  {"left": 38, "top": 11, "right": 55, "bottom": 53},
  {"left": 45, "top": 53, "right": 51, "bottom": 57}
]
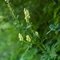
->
[{"left": 0, "top": 0, "right": 60, "bottom": 60}]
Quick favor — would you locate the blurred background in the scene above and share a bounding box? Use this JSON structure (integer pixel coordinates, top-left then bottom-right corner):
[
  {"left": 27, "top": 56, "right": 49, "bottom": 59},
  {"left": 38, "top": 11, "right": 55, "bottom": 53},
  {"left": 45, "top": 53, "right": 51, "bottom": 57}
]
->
[{"left": 0, "top": 0, "right": 60, "bottom": 60}]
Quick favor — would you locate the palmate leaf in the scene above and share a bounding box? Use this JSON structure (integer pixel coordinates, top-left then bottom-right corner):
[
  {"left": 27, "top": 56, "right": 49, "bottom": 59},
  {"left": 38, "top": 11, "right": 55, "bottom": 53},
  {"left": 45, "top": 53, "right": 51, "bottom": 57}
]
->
[
  {"left": 47, "top": 23, "right": 60, "bottom": 35},
  {"left": 49, "top": 24, "right": 60, "bottom": 31},
  {"left": 40, "top": 43, "right": 58, "bottom": 60},
  {"left": 49, "top": 24, "right": 56, "bottom": 31}
]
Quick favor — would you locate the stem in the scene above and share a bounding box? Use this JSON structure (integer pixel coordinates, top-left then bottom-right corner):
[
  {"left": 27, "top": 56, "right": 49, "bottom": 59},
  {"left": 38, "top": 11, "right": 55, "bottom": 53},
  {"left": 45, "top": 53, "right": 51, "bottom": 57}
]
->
[{"left": 5, "top": 0, "right": 17, "bottom": 20}]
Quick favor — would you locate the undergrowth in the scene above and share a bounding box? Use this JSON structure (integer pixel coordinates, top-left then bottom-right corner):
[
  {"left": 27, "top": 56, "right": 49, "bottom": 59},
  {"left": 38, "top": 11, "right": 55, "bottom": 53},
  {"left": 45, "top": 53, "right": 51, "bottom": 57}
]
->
[{"left": 4, "top": 0, "right": 60, "bottom": 60}]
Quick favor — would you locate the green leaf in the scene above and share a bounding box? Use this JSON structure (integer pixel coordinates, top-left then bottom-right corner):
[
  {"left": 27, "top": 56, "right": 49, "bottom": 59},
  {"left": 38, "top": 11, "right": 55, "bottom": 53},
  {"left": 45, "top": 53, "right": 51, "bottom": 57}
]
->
[{"left": 49, "top": 24, "right": 56, "bottom": 31}]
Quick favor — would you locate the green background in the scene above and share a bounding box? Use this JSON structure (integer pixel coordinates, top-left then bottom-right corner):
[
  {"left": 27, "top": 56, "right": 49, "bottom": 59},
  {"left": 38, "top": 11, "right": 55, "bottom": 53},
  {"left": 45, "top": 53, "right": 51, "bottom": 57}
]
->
[{"left": 0, "top": 0, "right": 60, "bottom": 60}]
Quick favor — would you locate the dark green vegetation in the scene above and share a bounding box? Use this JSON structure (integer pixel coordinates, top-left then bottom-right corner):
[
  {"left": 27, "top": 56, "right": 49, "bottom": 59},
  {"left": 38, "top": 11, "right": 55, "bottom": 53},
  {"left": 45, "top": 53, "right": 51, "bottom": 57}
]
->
[{"left": 0, "top": 0, "right": 60, "bottom": 60}]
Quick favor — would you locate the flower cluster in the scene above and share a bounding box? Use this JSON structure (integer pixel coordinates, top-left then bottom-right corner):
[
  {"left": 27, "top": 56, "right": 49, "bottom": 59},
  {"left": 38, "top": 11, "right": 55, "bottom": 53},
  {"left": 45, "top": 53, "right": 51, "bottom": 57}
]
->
[
  {"left": 26, "top": 35, "right": 31, "bottom": 42},
  {"left": 18, "top": 8, "right": 40, "bottom": 43},
  {"left": 18, "top": 33, "right": 23, "bottom": 41},
  {"left": 18, "top": 33, "right": 31, "bottom": 42},
  {"left": 24, "top": 8, "right": 30, "bottom": 23}
]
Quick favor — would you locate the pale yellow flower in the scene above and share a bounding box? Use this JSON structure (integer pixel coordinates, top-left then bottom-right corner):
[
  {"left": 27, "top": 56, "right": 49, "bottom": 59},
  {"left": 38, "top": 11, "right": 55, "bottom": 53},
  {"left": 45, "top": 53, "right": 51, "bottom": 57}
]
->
[
  {"left": 5, "top": 0, "right": 6, "bottom": 1},
  {"left": 35, "top": 31, "right": 39, "bottom": 37},
  {"left": 18, "top": 33, "right": 23, "bottom": 41},
  {"left": 26, "top": 35, "right": 31, "bottom": 42},
  {"left": 24, "top": 8, "right": 30, "bottom": 23},
  {"left": 5, "top": 0, "right": 7, "bottom": 2},
  {"left": 5, "top": 0, "right": 9, "bottom": 2}
]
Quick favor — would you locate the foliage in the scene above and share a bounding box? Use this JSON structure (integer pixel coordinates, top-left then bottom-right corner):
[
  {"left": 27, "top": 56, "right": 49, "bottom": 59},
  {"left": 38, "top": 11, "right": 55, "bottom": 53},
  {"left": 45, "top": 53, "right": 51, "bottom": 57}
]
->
[{"left": 0, "top": 0, "right": 60, "bottom": 60}]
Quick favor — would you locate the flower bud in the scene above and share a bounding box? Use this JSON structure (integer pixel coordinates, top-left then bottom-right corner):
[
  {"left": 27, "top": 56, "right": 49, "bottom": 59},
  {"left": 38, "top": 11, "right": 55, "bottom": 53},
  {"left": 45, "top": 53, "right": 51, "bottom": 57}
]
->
[
  {"left": 35, "top": 31, "right": 39, "bottom": 37},
  {"left": 24, "top": 8, "right": 30, "bottom": 23},
  {"left": 26, "top": 35, "right": 31, "bottom": 42},
  {"left": 18, "top": 33, "right": 23, "bottom": 41}
]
